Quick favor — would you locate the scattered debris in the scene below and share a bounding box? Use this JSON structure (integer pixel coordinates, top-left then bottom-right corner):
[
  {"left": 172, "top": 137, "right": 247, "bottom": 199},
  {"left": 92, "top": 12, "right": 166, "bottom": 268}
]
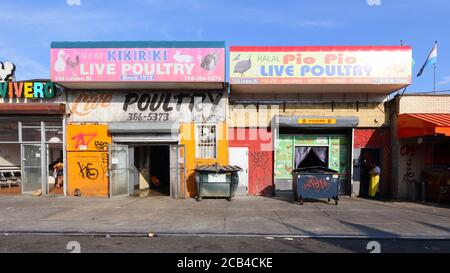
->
[{"left": 31, "top": 189, "right": 42, "bottom": 197}]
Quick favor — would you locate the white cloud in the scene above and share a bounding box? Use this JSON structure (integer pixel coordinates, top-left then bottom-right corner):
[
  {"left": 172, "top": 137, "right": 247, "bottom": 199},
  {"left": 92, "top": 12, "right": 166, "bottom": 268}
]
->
[
  {"left": 295, "top": 20, "right": 336, "bottom": 28},
  {"left": 437, "top": 75, "right": 450, "bottom": 86},
  {"left": 0, "top": 43, "right": 49, "bottom": 80}
]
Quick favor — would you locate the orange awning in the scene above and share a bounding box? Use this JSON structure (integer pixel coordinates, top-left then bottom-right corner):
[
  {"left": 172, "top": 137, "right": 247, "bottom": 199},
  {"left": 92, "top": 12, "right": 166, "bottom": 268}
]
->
[{"left": 398, "top": 113, "right": 450, "bottom": 139}]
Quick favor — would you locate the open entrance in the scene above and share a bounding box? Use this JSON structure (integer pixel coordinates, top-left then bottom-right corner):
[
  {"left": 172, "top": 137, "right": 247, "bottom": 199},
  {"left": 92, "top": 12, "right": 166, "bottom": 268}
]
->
[
  {"left": 109, "top": 143, "right": 185, "bottom": 198},
  {"left": 132, "top": 145, "right": 171, "bottom": 197},
  {"left": 359, "top": 148, "right": 382, "bottom": 198}
]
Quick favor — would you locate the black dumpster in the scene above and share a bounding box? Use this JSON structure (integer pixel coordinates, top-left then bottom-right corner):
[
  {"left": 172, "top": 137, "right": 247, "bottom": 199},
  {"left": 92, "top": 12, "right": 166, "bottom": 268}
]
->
[
  {"left": 195, "top": 164, "right": 242, "bottom": 201},
  {"left": 291, "top": 166, "right": 340, "bottom": 205}
]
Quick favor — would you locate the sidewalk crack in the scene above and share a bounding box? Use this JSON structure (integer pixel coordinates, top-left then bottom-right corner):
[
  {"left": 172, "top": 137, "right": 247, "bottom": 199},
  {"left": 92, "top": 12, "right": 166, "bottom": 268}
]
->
[{"left": 273, "top": 210, "right": 293, "bottom": 233}]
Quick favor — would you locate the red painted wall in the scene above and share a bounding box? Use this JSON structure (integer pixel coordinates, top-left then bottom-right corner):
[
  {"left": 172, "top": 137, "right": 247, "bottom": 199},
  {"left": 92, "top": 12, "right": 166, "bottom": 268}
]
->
[
  {"left": 228, "top": 128, "right": 273, "bottom": 196},
  {"left": 354, "top": 128, "right": 392, "bottom": 197},
  {"left": 354, "top": 128, "right": 390, "bottom": 148}
]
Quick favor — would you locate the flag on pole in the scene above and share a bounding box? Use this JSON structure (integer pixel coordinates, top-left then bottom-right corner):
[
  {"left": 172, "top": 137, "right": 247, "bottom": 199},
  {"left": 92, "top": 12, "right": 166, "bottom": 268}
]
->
[{"left": 417, "top": 41, "right": 437, "bottom": 77}]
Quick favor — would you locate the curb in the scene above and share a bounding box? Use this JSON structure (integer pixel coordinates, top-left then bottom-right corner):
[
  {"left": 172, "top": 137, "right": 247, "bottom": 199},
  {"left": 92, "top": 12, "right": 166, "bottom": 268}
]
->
[{"left": 1, "top": 231, "right": 449, "bottom": 240}]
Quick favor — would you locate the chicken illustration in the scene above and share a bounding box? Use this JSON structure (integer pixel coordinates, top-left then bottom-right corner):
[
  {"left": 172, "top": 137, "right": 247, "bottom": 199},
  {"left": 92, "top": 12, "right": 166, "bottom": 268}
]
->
[
  {"left": 65, "top": 55, "right": 80, "bottom": 76},
  {"left": 0, "top": 61, "right": 15, "bottom": 82},
  {"left": 233, "top": 55, "right": 252, "bottom": 76},
  {"left": 66, "top": 55, "right": 80, "bottom": 69},
  {"left": 199, "top": 52, "right": 219, "bottom": 71}
]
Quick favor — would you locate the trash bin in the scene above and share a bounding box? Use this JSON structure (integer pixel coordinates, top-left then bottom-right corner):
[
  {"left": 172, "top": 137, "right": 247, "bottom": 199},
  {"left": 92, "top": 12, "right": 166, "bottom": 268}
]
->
[
  {"left": 195, "top": 163, "right": 242, "bottom": 201},
  {"left": 291, "top": 166, "right": 340, "bottom": 205}
]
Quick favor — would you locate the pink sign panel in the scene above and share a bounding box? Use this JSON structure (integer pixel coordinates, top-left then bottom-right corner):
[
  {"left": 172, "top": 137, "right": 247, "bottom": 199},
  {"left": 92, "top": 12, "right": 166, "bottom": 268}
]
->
[{"left": 51, "top": 48, "right": 225, "bottom": 82}]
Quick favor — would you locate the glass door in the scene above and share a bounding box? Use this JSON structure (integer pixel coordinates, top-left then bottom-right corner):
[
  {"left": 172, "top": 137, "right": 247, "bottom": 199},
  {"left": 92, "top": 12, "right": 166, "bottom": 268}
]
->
[
  {"left": 109, "top": 144, "right": 129, "bottom": 197},
  {"left": 21, "top": 144, "right": 42, "bottom": 194}
]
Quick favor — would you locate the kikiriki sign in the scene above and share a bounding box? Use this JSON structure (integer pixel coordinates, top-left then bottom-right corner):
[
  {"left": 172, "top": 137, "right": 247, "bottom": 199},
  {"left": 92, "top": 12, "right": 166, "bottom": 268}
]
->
[{"left": 50, "top": 41, "right": 225, "bottom": 83}]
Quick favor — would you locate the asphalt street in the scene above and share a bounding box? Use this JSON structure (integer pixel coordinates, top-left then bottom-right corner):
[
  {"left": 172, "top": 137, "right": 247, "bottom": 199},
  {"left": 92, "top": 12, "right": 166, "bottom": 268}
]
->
[{"left": 0, "top": 234, "right": 448, "bottom": 253}]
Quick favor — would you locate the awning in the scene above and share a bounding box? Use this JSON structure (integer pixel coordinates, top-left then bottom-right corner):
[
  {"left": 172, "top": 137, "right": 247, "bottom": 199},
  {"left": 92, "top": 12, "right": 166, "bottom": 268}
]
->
[
  {"left": 108, "top": 122, "right": 179, "bottom": 133},
  {"left": 398, "top": 113, "right": 450, "bottom": 139},
  {"left": 272, "top": 115, "right": 359, "bottom": 128},
  {"left": 0, "top": 103, "right": 65, "bottom": 115},
  {"left": 108, "top": 122, "right": 179, "bottom": 143}
]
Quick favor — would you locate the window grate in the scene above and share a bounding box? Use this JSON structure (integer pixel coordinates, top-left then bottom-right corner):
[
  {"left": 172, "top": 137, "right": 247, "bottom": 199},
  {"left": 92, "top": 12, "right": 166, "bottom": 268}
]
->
[{"left": 197, "top": 125, "right": 216, "bottom": 159}]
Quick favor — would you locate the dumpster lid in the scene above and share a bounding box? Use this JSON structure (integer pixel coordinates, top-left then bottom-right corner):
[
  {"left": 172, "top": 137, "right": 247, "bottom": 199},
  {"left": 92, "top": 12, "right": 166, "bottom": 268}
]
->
[
  {"left": 291, "top": 166, "right": 338, "bottom": 174},
  {"left": 195, "top": 163, "right": 243, "bottom": 173}
]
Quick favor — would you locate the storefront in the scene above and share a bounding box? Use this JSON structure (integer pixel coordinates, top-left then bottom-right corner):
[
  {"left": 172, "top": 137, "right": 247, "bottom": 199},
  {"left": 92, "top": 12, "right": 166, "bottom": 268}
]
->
[
  {"left": 391, "top": 95, "right": 450, "bottom": 202},
  {"left": 0, "top": 79, "right": 66, "bottom": 195},
  {"left": 51, "top": 41, "right": 228, "bottom": 198},
  {"left": 228, "top": 46, "right": 412, "bottom": 197}
]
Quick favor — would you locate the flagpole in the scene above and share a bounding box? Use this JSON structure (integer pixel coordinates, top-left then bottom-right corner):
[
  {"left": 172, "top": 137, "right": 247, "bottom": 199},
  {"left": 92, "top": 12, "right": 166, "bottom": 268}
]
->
[
  {"left": 434, "top": 40, "right": 437, "bottom": 94},
  {"left": 434, "top": 63, "right": 436, "bottom": 93}
]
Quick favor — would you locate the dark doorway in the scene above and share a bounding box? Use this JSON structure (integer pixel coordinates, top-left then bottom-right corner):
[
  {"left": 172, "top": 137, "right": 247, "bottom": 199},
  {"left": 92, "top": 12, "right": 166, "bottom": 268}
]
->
[
  {"left": 359, "top": 148, "right": 381, "bottom": 197},
  {"left": 131, "top": 145, "right": 171, "bottom": 197},
  {"left": 149, "top": 146, "right": 170, "bottom": 195},
  {"left": 295, "top": 146, "right": 329, "bottom": 169}
]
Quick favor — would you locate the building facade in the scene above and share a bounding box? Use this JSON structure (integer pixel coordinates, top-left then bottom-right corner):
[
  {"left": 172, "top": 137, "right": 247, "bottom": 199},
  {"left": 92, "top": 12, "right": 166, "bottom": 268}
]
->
[
  {"left": 228, "top": 46, "right": 412, "bottom": 198},
  {"left": 390, "top": 94, "right": 450, "bottom": 202},
  {"left": 6, "top": 43, "right": 440, "bottom": 203},
  {"left": 0, "top": 79, "right": 66, "bottom": 195},
  {"left": 50, "top": 41, "right": 229, "bottom": 198}
]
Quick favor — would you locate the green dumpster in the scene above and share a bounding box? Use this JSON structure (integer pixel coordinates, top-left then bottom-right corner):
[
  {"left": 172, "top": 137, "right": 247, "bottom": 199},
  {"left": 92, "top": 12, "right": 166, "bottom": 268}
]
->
[{"left": 195, "top": 164, "right": 242, "bottom": 201}]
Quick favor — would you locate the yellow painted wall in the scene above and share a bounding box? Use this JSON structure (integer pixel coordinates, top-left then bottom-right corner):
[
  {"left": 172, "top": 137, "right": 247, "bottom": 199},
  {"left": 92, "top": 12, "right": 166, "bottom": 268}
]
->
[
  {"left": 66, "top": 124, "right": 111, "bottom": 197},
  {"left": 180, "top": 122, "right": 229, "bottom": 197}
]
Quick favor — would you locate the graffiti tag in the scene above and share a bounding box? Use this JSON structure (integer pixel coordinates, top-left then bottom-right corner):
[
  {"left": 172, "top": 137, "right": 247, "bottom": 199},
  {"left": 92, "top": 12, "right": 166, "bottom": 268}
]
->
[
  {"left": 94, "top": 141, "right": 109, "bottom": 152},
  {"left": 71, "top": 132, "right": 97, "bottom": 149},
  {"left": 77, "top": 162, "right": 99, "bottom": 180},
  {"left": 400, "top": 144, "right": 417, "bottom": 157},
  {"left": 400, "top": 144, "right": 417, "bottom": 184},
  {"left": 250, "top": 151, "right": 270, "bottom": 181},
  {"left": 303, "top": 176, "right": 331, "bottom": 192}
]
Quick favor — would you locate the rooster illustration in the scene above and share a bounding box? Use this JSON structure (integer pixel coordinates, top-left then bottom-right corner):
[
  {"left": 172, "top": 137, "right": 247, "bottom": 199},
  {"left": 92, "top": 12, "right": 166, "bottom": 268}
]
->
[
  {"left": 65, "top": 55, "right": 80, "bottom": 76},
  {"left": 199, "top": 52, "right": 219, "bottom": 71}
]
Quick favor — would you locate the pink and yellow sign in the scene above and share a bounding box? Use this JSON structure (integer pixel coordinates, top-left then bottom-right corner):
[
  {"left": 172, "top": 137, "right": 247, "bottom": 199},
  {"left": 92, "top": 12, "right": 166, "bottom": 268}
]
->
[
  {"left": 51, "top": 42, "right": 225, "bottom": 83},
  {"left": 230, "top": 46, "right": 412, "bottom": 85}
]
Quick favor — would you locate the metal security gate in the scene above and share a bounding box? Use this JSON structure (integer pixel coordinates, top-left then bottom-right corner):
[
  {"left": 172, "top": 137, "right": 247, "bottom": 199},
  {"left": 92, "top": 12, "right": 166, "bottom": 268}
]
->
[
  {"left": 109, "top": 144, "right": 130, "bottom": 197},
  {"left": 170, "top": 144, "right": 186, "bottom": 198}
]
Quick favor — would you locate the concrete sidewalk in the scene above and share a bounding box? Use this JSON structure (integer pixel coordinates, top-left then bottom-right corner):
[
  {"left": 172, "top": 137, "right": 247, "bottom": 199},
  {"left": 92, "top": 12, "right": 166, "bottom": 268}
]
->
[{"left": 0, "top": 194, "right": 449, "bottom": 238}]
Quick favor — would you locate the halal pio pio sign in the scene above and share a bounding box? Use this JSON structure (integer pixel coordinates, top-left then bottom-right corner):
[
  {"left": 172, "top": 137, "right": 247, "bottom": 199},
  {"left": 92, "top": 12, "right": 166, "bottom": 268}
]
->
[
  {"left": 50, "top": 46, "right": 225, "bottom": 82},
  {"left": 230, "top": 46, "right": 412, "bottom": 85}
]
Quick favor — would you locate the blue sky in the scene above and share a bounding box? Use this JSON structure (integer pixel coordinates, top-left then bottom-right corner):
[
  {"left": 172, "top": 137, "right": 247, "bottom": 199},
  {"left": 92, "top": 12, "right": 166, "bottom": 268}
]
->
[{"left": 1, "top": 0, "right": 450, "bottom": 93}]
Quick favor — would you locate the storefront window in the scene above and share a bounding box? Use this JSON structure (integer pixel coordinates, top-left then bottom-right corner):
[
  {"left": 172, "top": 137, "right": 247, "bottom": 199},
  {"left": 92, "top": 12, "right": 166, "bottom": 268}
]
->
[
  {"left": 196, "top": 125, "right": 217, "bottom": 159},
  {"left": 0, "top": 121, "right": 19, "bottom": 142},
  {"left": 45, "top": 121, "right": 63, "bottom": 143},
  {"left": 22, "top": 127, "right": 42, "bottom": 142}
]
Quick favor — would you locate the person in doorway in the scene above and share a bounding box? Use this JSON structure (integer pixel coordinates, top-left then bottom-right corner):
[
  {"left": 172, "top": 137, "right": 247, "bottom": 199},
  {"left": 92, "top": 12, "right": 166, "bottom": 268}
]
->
[
  {"left": 368, "top": 162, "right": 381, "bottom": 198},
  {"left": 53, "top": 159, "right": 64, "bottom": 189},
  {"left": 150, "top": 175, "right": 161, "bottom": 187}
]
